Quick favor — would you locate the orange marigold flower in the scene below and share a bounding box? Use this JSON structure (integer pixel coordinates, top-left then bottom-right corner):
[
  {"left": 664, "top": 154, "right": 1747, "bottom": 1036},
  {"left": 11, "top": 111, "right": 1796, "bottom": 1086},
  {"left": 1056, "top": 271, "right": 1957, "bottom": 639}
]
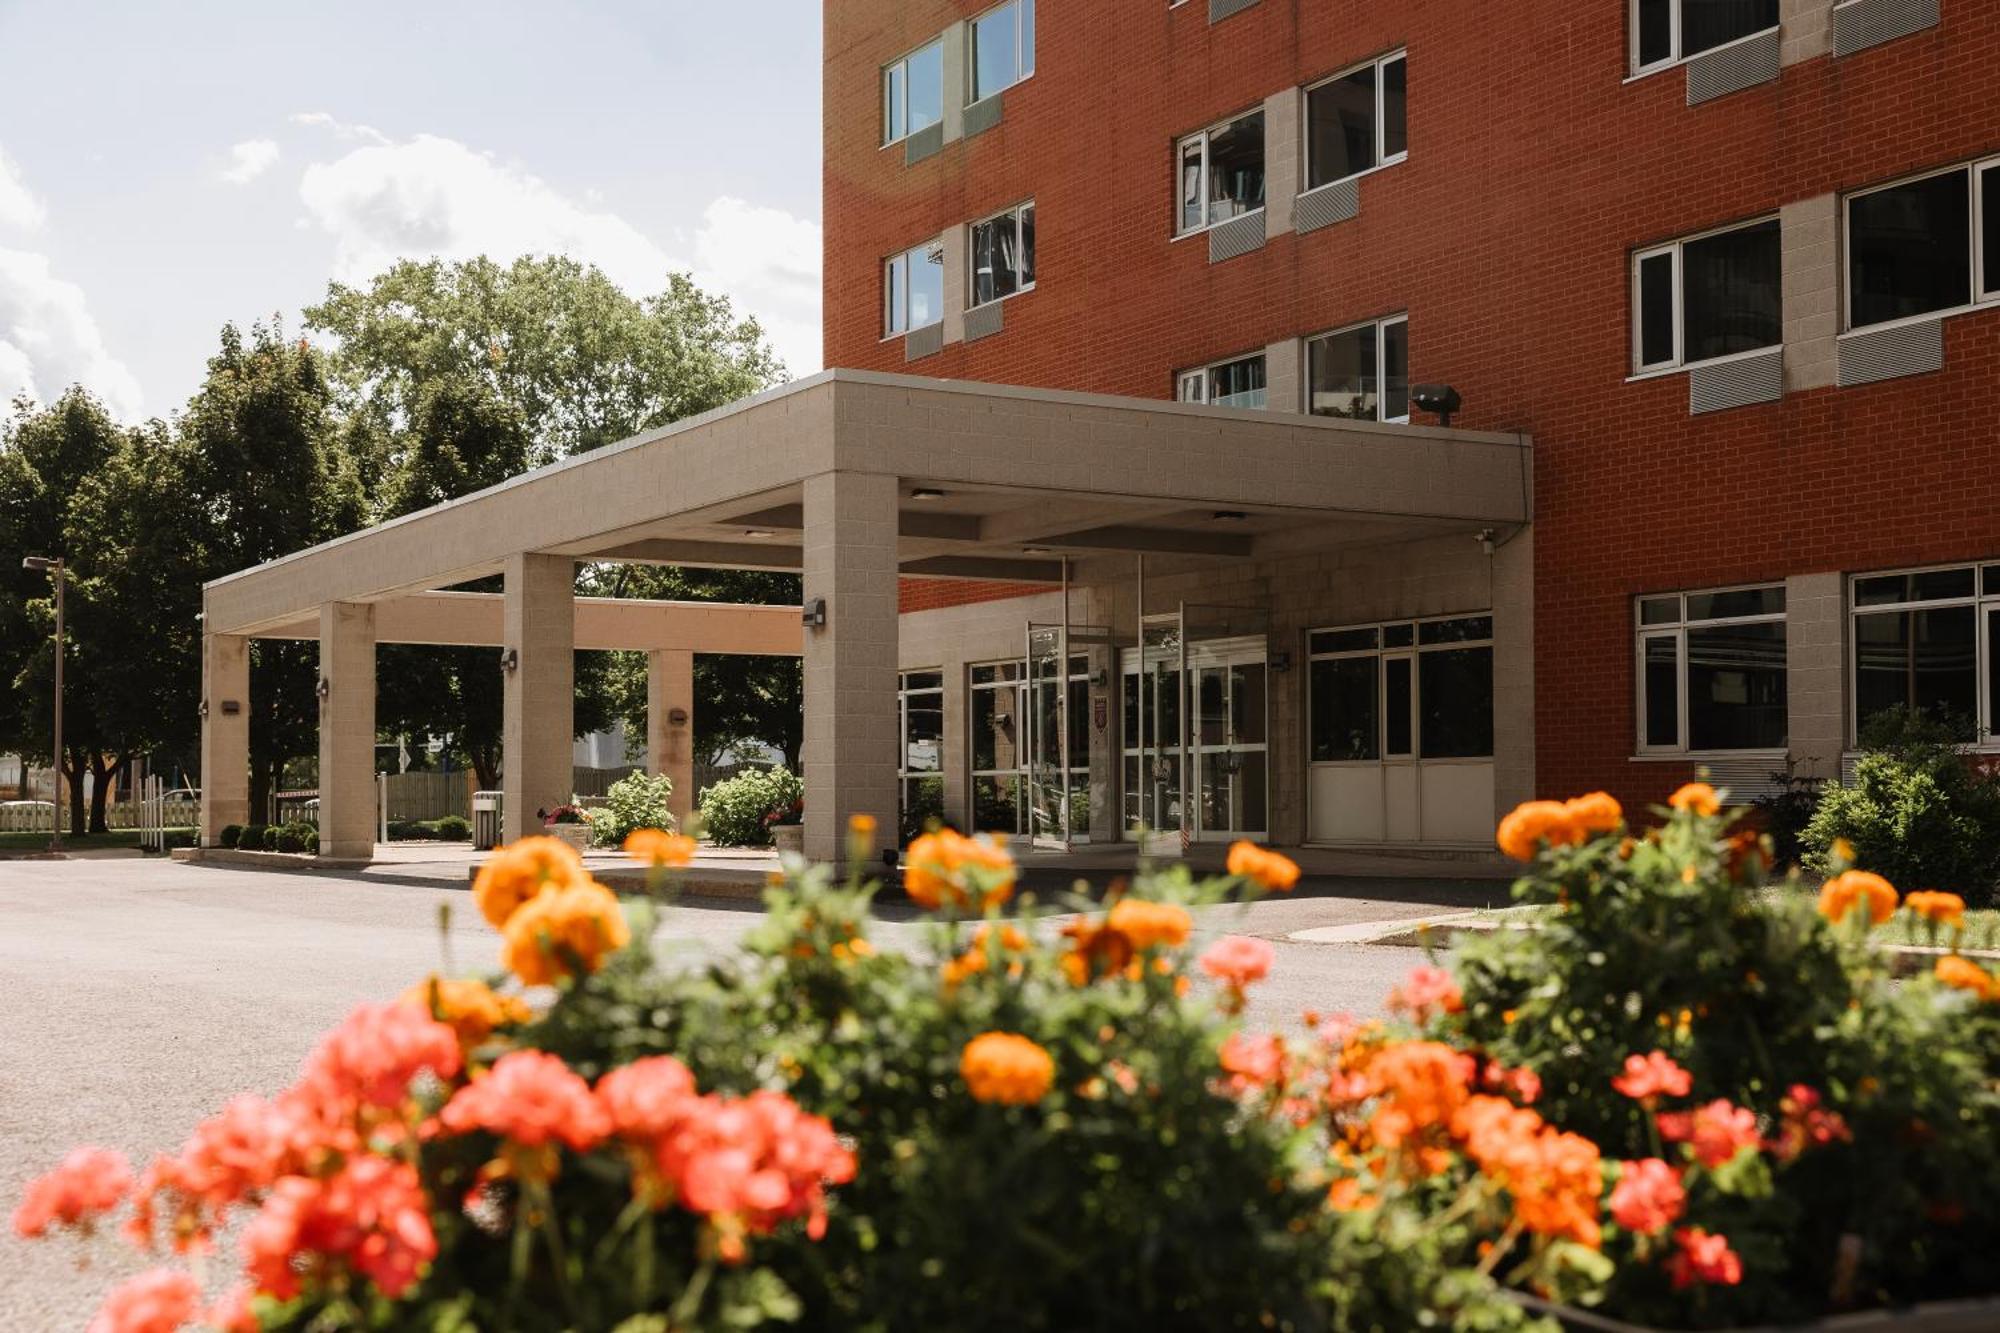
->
[
  {"left": 848, "top": 813, "right": 877, "bottom": 836},
  {"left": 1367, "top": 1042, "right": 1476, "bottom": 1147},
  {"left": 1611, "top": 1050, "right": 1692, "bottom": 1103},
  {"left": 1226, "top": 841, "right": 1302, "bottom": 892},
  {"left": 1818, "top": 869, "right": 1898, "bottom": 927},
  {"left": 905, "top": 829, "right": 1017, "bottom": 910},
  {"left": 960, "top": 1031, "right": 1055, "bottom": 1105},
  {"left": 1217, "top": 1031, "right": 1287, "bottom": 1095},
  {"left": 1496, "top": 800, "right": 1571, "bottom": 859},
  {"left": 623, "top": 828, "right": 696, "bottom": 867},
  {"left": 399, "top": 975, "right": 532, "bottom": 1047},
  {"left": 1609, "top": 1158, "right": 1685, "bottom": 1236},
  {"left": 13, "top": 1146, "right": 131, "bottom": 1239},
  {"left": 472, "top": 836, "right": 587, "bottom": 928},
  {"left": 1199, "top": 935, "right": 1275, "bottom": 988},
  {"left": 1563, "top": 791, "right": 1624, "bottom": 837},
  {"left": 1452, "top": 1094, "right": 1603, "bottom": 1247},
  {"left": 1905, "top": 890, "right": 1967, "bottom": 931},
  {"left": 1386, "top": 964, "right": 1464, "bottom": 1019},
  {"left": 1935, "top": 955, "right": 1997, "bottom": 1000},
  {"left": 1327, "top": 1177, "right": 1379, "bottom": 1212},
  {"left": 1667, "top": 1227, "right": 1744, "bottom": 1290},
  {"left": 439, "top": 1049, "right": 611, "bottom": 1155},
  {"left": 1668, "top": 782, "right": 1721, "bottom": 817},
  {"left": 85, "top": 1267, "right": 202, "bottom": 1333},
  {"left": 500, "top": 879, "right": 631, "bottom": 986},
  {"left": 1106, "top": 897, "right": 1193, "bottom": 951}
]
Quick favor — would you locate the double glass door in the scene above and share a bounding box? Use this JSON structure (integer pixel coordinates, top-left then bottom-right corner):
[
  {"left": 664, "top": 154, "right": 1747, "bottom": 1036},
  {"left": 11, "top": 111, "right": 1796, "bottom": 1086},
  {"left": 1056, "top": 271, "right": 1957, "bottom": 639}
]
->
[{"left": 1121, "top": 607, "right": 1269, "bottom": 846}]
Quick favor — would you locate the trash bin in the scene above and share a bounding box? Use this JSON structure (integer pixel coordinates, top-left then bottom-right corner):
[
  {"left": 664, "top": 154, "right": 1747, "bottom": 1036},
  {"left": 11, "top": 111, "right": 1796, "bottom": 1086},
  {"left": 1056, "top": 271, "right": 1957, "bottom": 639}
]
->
[{"left": 473, "top": 791, "right": 502, "bottom": 851}]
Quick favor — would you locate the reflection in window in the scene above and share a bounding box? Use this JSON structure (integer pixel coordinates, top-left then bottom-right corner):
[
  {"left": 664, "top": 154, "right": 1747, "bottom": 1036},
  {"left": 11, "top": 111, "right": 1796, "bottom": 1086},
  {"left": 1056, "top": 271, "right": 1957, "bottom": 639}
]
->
[
  {"left": 1847, "top": 170, "right": 1972, "bottom": 330},
  {"left": 1633, "top": 219, "right": 1780, "bottom": 372},
  {"left": 1179, "top": 354, "right": 1266, "bottom": 409},
  {"left": 971, "top": 201, "right": 1035, "bottom": 307},
  {"left": 1305, "top": 53, "right": 1407, "bottom": 191},
  {"left": 1177, "top": 111, "right": 1264, "bottom": 233},
  {"left": 1633, "top": 0, "right": 1778, "bottom": 70},
  {"left": 1308, "top": 316, "right": 1409, "bottom": 422},
  {"left": 1310, "top": 619, "right": 1494, "bottom": 763},
  {"left": 884, "top": 242, "right": 945, "bottom": 336},
  {"left": 882, "top": 41, "right": 944, "bottom": 145},
  {"left": 1636, "top": 586, "right": 1786, "bottom": 752},
  {"left": 1854, "top": 607, "right": 1979, "bottom": 738},
  {"left": 971, "top": 0, "right": 1035, "bottom": 102}
]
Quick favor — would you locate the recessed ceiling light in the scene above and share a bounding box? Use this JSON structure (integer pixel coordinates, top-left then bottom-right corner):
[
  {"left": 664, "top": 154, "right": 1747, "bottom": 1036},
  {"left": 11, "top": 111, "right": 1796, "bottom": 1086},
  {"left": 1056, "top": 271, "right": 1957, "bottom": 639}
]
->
[
  {"left": 909, "top": 487, "right": 947, "bottom": 500},
  {"left": 743, "top": 528, "right": 776, "bottom": 539},
  {"left": 1023, "top": 546, "right": 1052, "bottom": 555},
  {"left": 1211, "top": 510, "right": 1248, "bottom": 522}
]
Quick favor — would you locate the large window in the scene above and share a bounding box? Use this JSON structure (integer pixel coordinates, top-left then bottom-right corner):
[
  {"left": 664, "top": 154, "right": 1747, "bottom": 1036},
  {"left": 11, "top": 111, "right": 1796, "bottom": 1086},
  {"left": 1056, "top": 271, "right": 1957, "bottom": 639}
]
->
[
  {"left": 1307, "top": 315, "right": 1408, "bottom": 421},
  {"left": 970, "top": 0, "right": 1034, "bottom": 102},
  {"left": 1633, "top": 218, "right": 1781, "bottom": 373},
  {"left": 882, "top": 40, "right": 944, "bottom": 146},
  {"left": 1177, "top": 353, "right": 1265, "bottom": 409},
  {"left": 1632, "top": 0, "right": 1779, "bottom": 73},
  {"left": 884, "top": 241, "right": 945, "bottom": 336},
  {"left": 1636, "top": 586, "right": 1787, "bottom": 754},
  {"left": 1177, "top": 111, "right": 1264, "bottom": 235},
  {"left": 1308, "top": 617, "right": 1494, "bottom": 763},
  {"left": 970, "top": 201, "right": 1036, "bottom": 308},
  {"left": 1304, "top": 52, "right": 1407, "bottom": 191},
  {"left": 1850, "top": 564, "right": 2000, "bottom": 744},
  {"left": 899, "top": 671, "right": 945, "bottom": 836},
  {"left": 970, "top": 662, "right": 1025, "bottom": 834},
  {"left": 1845, "top": 158, "right": 2000, "bottom": 330}
]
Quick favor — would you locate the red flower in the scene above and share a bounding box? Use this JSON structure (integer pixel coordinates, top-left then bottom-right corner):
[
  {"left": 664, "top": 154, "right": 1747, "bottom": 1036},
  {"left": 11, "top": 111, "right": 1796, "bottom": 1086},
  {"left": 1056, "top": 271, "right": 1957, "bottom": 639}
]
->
[
  {"left": 1609, "top": 1158, "right": 1685, "bottom": 1236},
  {"left": 1660, "top": 1098, "right": 1761, "bottom": 1168},
  {"left": 1217, "top": 1031, "right": 1287, "bottom": 1095},
  {"left": 439, "top": 1050, "right": 611, "bottom": 1154},
  {"left": 597, "top": 1056, "right": 700, "bottom": 1142},
  {"left": 655, "top": 1090, "right": 856, "bottom": 1258},
  {"left": 1611, "top": 1050, "right": 1692, "bottom": 1103},
  {"left": 1667, "top": 1227, "right": 1744, "bottom": 1289},
  {"left": 301, "top": 1002, "right": 463, "bottom": 1111},
  {"left": 13, "top": 1146, "right": 131, "bottom": 1238},
  {"left": 1771, "top": 1083, "right": 1851, "bottom": 1161},
  {"left": 1199, "top": 935, "right": 1275, "bottom": 989},
  {"left": 240, "top": 1156, "right": 436, "bottom": 1301},
  {"left": 85, "top": 1267, "right": 202, "bottom": 1333},
  {"left": 1386, "top": 964, "right": 1464, "bottom": 1019}
]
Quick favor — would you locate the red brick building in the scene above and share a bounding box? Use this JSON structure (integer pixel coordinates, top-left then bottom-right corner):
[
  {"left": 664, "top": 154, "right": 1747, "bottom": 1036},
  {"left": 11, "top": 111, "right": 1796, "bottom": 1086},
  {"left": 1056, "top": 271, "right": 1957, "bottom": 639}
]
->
[{"left": 824, "top": 0, "right": 2000, "bottom": 848}]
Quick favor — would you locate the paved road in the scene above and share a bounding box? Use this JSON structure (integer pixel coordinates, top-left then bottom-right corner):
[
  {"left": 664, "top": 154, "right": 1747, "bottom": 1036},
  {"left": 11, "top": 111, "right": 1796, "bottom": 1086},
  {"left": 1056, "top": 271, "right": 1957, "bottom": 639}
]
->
[{"left": 0, "top": 854, "right": 1479, "bottom": 1329}]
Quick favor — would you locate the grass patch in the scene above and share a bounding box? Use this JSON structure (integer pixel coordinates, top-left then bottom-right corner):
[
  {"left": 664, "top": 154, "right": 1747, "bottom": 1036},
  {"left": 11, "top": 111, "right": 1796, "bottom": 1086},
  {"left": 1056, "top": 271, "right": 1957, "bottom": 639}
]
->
[{"left": 0, "top": 827, "right": 197, "bottom": 852}]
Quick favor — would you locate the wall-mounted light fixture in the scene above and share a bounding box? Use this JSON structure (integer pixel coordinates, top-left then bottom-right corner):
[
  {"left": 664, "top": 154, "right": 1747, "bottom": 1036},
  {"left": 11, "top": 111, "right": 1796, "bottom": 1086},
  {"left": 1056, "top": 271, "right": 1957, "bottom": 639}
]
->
[
  {"left": 802, "top": 598, "right": 827, "bottom": 630},
  {"left": 316, "top": 675, "right": 332, "bottom": 700},
  {"left": 1476, "top": 528, "right": 1497, "bottom": 557},
  {"left": 742, "top": 528, "right": 776, "bottom": 539},
  {"left": 667, "top": 707, "right": 690, "bottom": 726},
  {"left": 1270, "top": 650, "right": 1292, "bottom": 674},
  {"left": 909, "top": 487, "right": 947, "bottom": 501},
  {"left": 199, "top": 698, "right": 210, "bottom": 719},
  {"left": 499, "top": 647, "right": 519, "bottom": 672}
]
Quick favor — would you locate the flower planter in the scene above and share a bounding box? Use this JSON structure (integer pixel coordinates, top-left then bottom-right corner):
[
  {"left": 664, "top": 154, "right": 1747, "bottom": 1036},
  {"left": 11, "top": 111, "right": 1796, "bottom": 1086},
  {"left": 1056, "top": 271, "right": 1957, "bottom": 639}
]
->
[
  {"left": 546, "top": 822, "right": 592, "bottom": 854},
  {"left": 771, "top": 824, "right": 804, "bottom": 855}
]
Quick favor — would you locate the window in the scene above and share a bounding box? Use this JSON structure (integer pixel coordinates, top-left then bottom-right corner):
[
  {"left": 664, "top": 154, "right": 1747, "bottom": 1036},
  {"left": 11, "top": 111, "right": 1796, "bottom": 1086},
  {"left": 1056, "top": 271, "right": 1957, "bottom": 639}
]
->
[
  {"left": 1177, "top": 111, "right": 1264, "bottom": 234},
  {"left": 970, "top": 0, "right": 1034, "bottom": 102},
  {"left": 884, "top": 241, "right": 945, "bottom": 336},
  {"left": 1633, "top": 218, "right": 1781, "bottom": 372},
  {"left": 1849, "top": 564, "right": 2000, "bottom": 744},
  {"left": 970, "top": 662, "right": 1025, "bottom": 834},
  {"left": 1844, "top": 159, "right": 2000, "bottom": 330},
  {"left": 1308, "top": 616, "right": 1494, "bottom": 763},
  {"left": 1307, "top": 315, "right": 1409, "bottom": 421},
  {"left": 1177, "top": 353, "right": 1265, "bottom": 409},
  {"left": 970, "top": 201, "right": 1036, "bottom": 307},
  {"left": 899, "top": 671, "right": 946, "bottom": 833},
  {"left": 1632, "top": 0, "right": 1779, "bottom": 72},
  {"left": 1636, "top": 586, "right": 1787, "bottom": 753},
  {"left": 1304, "top": 52, "right": 1407, "bottom": 191},
  {"left": 883, "top": 40, "right": 944, "bottom": 146}
]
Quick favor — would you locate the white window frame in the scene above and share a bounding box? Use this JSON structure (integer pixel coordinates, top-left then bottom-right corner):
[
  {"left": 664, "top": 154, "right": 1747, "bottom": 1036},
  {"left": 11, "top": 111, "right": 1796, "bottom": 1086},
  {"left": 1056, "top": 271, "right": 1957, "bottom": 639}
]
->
[
  {"left": 899, "top": 669, "right": 947, "bottom": 812},
  {"left": 1631, "top": 214, "right": 1781, "bottom": 375},
  {"left": 1841, "top": 155, "right": 2000, "bottom": 335},
  {"left": 1175, "top": 109, "right": 1265, "bottom": 237},
  {"left": 968, "top": 0, "right": 1034, "bottom": 103},
  {"left": 1306, "top": 615, "right": 1496, "bottom": 765},
  {"left": 884, "top": 240, "right": 945, "bottom": 338},
  {"left": 1845, "top": 562, "right": 2000, "bottom": 748},
  {"left": 1629, "top": 0, "right": 1780, "bottom": 76},
  {"left": 1304, "top": 313, "right": 1409, "bottom": 422},
  {"left": 969, "top": 661, "right": 1027, "bottom": 836},
  {"left": 1176, "top": 352, "right": 1266, "bottom": 408},
  {"left": 882, "top": 38, "right": 945, "bottom": 147},
  {"left": 968, "top": 200, "right": 1036, "bottom": 309},
  {"left": 1634, "top": 584, "right": 1787, "bottom": 756},
  {"left": 1302, "top": 49, "right": 1408, "bottom": 193}
]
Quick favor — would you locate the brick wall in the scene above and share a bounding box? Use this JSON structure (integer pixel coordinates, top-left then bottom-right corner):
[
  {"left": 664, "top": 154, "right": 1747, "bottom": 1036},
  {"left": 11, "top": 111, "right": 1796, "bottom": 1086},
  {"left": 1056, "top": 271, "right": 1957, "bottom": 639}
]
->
[{"left": 826, "top": 0, "right": 2000, "bottom": 809}]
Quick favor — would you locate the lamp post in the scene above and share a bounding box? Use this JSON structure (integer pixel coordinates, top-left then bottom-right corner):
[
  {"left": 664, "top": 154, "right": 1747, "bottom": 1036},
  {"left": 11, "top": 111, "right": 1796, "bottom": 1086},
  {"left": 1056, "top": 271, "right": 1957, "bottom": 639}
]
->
[{"left": 22, "top": 556, "right": 65, "bottom": 853}]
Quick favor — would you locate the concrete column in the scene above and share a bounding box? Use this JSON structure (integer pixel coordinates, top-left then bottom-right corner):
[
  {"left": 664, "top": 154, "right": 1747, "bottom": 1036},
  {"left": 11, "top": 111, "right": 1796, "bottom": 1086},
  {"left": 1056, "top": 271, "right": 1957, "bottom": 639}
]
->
[
  {"left": 802, "top": 471, "right": 900, "bottom": 863},
  {"left": 1781, "top": 194, "right": 1839, "bottom": 393},
  {"left": 941, "top": 225, "right": 967, "bottom": 346},
  {"left": 941, "top": 23, "right": 967, "bottom": 142},
  {"left": 199, "top": 632, "right": 250, "bottom": 845},
  {"left": 1779, "top": 0, "right": 1834, "bottom": 65},
  {"left": 647, "top": 649, "right": 696, "bottom": 831},
  {"left": 502, "top": 553, "right": 576, "bottom": 842},
  {"left": 1490, "top": 528, "right": 1537, "bottom": 819},
  {"left": 317, "top": 602, "right": 377, "bottom": 860},
  {"left": 1264, "top": 337, "right": 1303, "bottom": 414},
  {"left": 1785, "top": 572, "right": 1847, "bottom": 782},
  {"left": 1263, "top": 86, "right": 1301, "bottom": 239},
  {"left": 939, "top": 661, "right": 970, "bottom": 830}
]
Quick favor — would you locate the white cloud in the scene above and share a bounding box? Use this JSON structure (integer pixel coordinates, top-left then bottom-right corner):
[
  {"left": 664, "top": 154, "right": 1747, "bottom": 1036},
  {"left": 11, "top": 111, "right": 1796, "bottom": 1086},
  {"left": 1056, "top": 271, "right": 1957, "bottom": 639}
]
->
[
  {"left": 219, "top": 138, "right": 280, "bottom": 185},
  {"left": 689, "top": 197, "right": 822, "bottom": 374},
  {"left": 0, "top": 248, "right": 143, "bottom": 419},
  {"left": 0, "top": 144, "right": 45, "bottom": 231},
  {"left": 288, "top": 111, "right": 389, "bottom": 146}
]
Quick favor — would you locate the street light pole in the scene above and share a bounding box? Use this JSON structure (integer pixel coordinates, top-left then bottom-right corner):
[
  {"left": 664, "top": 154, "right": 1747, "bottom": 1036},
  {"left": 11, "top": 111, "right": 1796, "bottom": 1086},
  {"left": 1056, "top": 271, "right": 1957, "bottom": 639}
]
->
[{"left": 23, "top": 556, "right": 65, "bottom": 853}]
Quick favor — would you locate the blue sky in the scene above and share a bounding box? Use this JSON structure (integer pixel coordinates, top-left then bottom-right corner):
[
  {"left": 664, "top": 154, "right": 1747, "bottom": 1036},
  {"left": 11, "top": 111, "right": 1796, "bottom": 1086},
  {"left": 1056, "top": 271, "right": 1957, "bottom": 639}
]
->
[{"left": 0, "top": 0, "right": 824, "bottom": 422}]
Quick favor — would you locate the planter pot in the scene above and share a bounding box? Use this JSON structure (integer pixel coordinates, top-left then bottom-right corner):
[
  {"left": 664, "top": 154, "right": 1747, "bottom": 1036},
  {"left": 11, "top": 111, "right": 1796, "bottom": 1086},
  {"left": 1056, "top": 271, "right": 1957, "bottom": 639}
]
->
[
  {"left": 547, "top": 823, "right": 593, "bottom": 853},
  {"left": 771, "top": 824, "right": 804, "bottom": 855}
]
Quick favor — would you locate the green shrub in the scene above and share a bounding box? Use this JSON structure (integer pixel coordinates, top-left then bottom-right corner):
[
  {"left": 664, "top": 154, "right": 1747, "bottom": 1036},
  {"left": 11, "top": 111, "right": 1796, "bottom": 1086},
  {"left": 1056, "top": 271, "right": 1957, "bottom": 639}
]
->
[
  {"left": 217, "top": 824, "right": 243, "bottom": 849},
  {"left": 697, "top": 767, "right": 803, "bottom": 847},
  {"left": 1801, "top": 706, "right": 2000, "bottom": 904},
  {"left": 275, "top": 823, "right": 311, "bottom": 853},
  {"left": 385, "top": 819, "right": 417, "bottom": 842},
  {"left": 589, "top": 771, "right": 675, "bottom": 847},
  {"left": 433, "top": 814, "right": 470, "bottom": 841},
  {"left": 236, "top": 824, "right": 267, "bottom": 851},
  {"left": 262, "top": 825, "right": 282, "bottom": 851},
  {"left": 899, "top": 774, "right": 945, "bottom": 846}
]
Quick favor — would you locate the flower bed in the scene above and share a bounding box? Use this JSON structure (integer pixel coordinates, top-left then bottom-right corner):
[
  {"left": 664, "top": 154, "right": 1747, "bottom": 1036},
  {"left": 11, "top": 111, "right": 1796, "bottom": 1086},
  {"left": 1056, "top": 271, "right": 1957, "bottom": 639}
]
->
[{"left": 16, "top": 790, "right": 2000, "bottom": 1331}]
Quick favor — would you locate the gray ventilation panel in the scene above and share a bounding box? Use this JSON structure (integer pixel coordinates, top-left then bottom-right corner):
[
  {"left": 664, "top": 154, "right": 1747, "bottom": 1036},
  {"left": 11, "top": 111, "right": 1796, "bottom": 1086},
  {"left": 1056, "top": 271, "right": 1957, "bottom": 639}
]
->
[
  {"left": 1293, "top": 177, "right": 1360, "bottom": 235},
  {"left": 904, "top": 322, "right": 945, "bottom": 362},
  {"left": 1207, "top": 211, "right": 1266, "bottom": 264},
  {"left": 963, "top": 301, "right": 1004, "bottom": 343},
  {"left": 903, "top": 122, "right": 945, "bottom": 167},
  {"left": 1834, "top": 0, "right": 1940, "bottom": 56},
  {"left": 1685, "top": 28, "right": 1780, "bottom": 105},
  {"left": 1209, "top": 0, "right": 1258, "bottom": 22},
  {"left": 964, "top": 95, "right": 1003, "bottom": 139},
  {"left": 1838, "top": 318, "right": 1944, "bottom": 387},
  {"left": 1689, "top": 348, "right": 1784, "bottom": 414}
]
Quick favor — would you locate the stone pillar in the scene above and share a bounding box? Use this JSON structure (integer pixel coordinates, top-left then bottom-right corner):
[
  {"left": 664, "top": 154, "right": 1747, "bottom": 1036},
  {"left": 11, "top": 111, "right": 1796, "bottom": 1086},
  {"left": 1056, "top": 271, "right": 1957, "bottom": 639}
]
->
[
  {"left": 1781, "top": 194, "right": 1839, "bottom": 393},
  {"left": 1263, "top": 86, "right": 1301, "bottom": 238},
  {"left": 1785, "top": 572, "right": 1847, "bottom": 782},
  {"left": 1778, "top": 0, "right": 1834, "bottom": 65},
  {"left": 647, "top": 649, "right": 696, "bottom": 831},
  {"left": 1264, "top": 337, "right": 1303, "bottom": 414},
  {"left": 939, "top": 661, "right": 970, "bottom": 830},
  {"left": 199, "top": 632, "right": 250, "bottom": 846},
  {"left": 941, "top": 22, "right": 967, "bottom": 142},
  {"left": 503, "top": 553, "right": 576, "bottom": 842},
  {"left": 317, "top": 602, "right": 377, "bottom": 860},
  {"left": 941, "top": 226, "right": 967, "bottom": 347},
  {"left": 1490, "top": 528, "right": 1537, "bottom": 819},
  {"left": 802, "top": 471, "right": 900, "bottom": 863}
]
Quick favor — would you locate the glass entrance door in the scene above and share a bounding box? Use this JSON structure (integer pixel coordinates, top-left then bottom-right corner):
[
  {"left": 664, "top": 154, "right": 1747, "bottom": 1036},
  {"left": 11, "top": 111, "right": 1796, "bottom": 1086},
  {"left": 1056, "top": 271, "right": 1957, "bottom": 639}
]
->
[
  {"left": 1125, "top": 613, "right": 1185, "bottom": 846},
  {"left": 1191, "top": 640, "right": 1269, "bottom": 840},
  {"left": 1025, "top": 625, "right": 1092, "bottom": 848},
  {"left": 1122, "top": 606, "right": 1268, "bottom": 847}
]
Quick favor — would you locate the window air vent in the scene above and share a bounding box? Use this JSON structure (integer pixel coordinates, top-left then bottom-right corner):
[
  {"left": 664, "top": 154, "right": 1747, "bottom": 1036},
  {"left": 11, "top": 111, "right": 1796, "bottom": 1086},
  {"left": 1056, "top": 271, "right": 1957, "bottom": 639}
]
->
[
  {"left": 1833, "top": 0, "right": 1940, "bottom": 57},
  {"left": 903, "top": 121, "right": 945, "bottom": 167},
  {"left": 1685, "top": 28, "right": 1780, "bottom": 105},
  {"left": 1293, "top": 177, "right": 1360, "bottom": 236},
  {"left": 1207, "top": 211, "right": 1266, "bottom": 265},
  {"left": 1689, "top": 349, "right": 1783, "bottom": 415},
  {"left": 963, "top": 301, "right": 1005, "bottom": 343},
  {"left": 964, "top": 95, "right": 1004, "bottom": 139},
  {"left": 904, "top": 323, "right": 945, "bottom": 361},
  {"left": 1209, "top": 0, "right": 1258, "bottom": 22},
  {"left": 1837, "top": 318, "right": 1943, "bottom": 387}
]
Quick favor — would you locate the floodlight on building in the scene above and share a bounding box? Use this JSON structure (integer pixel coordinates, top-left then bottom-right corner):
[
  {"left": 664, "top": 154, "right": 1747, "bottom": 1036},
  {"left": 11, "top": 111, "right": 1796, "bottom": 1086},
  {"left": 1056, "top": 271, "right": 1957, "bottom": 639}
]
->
[
  {"left": 1411, "top": 384, "right": 1462, "bottom": 428},
  {"left": 802, "top": 598, "right": 827, "bottom": 630},
  {"left": 499, "top": 647, "right": 519, "bottom": 672}
]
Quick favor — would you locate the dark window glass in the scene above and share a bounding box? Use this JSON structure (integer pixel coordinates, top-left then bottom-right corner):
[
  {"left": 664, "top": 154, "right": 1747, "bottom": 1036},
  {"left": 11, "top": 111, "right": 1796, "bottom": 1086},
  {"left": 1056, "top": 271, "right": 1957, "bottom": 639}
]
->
[
  {"left": 1685, "top": 585, "right": 1784, "bottom": 621},
  {"left": 1986, "top": 566, "right": 2000, "bottom": 596},
  {"left": 1989, "top": 609, "right": 2000, "bottom": 741},
  {"left": 1687, "top": 621, "right": 1787, "bottom": 749},
  {"left": 1682, "top": 0, "right": 1778, "bottom": 56},
  {"left": 1209, "top": 355, "right": 1265, "bottom": 408},
  {"left": 1067, "top": 677, "right": 1090, "bottom": 765},
  {"left": 1207, "top": 113, "right": 1265, "bottom": 223},
  {"left": 1645, "top": 636, "right": 1680, "bottom": 747},
  {"left": 1639, "top": 251, "right": 1676, "bottom": 367},
  {"left": 1383, "top": 624, "right": 1415, "bottom": 648},
  {"left": 1854, "top": 568, "right": 1976, "bottom": 606},
  {"left": 1419, "top": 616, "right": 1493, "bottom": 645},
  {"left": 1307, "top": 324, "right": 1378, "bottom": 420},
  {"left": 1311, "top": 628, "right": 1378, "bottom": 654},
  {"left": 1854, "top": 607, "right": 1979, "bottom": 737},
  {"left": 1233, "top": 664, "right": 1267, "bottom": 745},
  {"left": 1682, "top": 220, "right": 1781, "bottom": 363},
  {"left": 904, "top": 671, "right": 943, "bottom": 692},
  {"left": 1310, "top": 657, "right": 1378, "bottom": 761},
  {"left": 1419, "top": 647, "right": 1494, "bottom": 758},
  {"left": 971, "top": 211, "right": 1021, "bottom": 306},
  {"left": 1381, "top": 57, "right": 1407, "bottom": 160},
  {"left": 1982, "top": 166, "right": 1999, "bottom": 297},
  {"left": 1640, "top": 596, "right": 1681, "bottom": 626},
  {"left": 972, "top": 682, "right": 1018, "bottom": 773},
  {"left": 883, "top": 63, "right": 907, "bottom": 143},
  {"left": 1383, "top": 319, "right": 1409, "bottom": 421},
  {"left": 1848, "top": 171, "right": 1972, "bottom": 329},
  {"left": 1306, "top": 66, "right": 1376, "bottom": 189},
  {"left": 1637, "top": 0, "right": 1673, "bottom": 65},
  {"left": 1384, "top": 658, "right": 1412, "bottom": 756},
  {"left": 1018, "top": 204, "right": 1035, "bottom": 286}
]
